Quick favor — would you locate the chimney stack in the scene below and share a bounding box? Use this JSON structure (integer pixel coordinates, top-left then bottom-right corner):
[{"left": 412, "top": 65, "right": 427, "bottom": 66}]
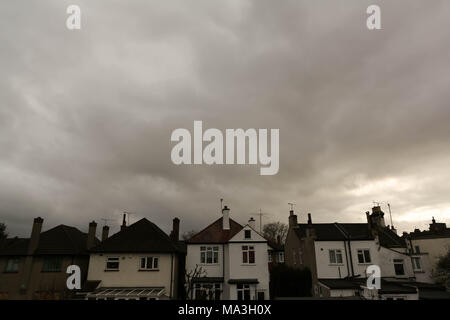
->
[
  {"left": 101, "top": 225, "right": 109, "bottom": 241},
  {"left": 121, "top": 213, "right": 127, "bottom": 232},
  {"left": 87, "top": 221, "right": 97, "bottom": 249},
  {"left": 248, "top": 217, "right": 256, "bottom": 229},
  {"left": 370, "top": 206, "right": 386, "bottom": 227},
  {"left": 170, "top": 217, "right": 180, "bottom": 241},
  {"left": 288, "top": 210, "right": 298, "bottom": 228},
  {"left": 222, "top": 206, "right": 230, "bottom": 230},
  {"left": 28, "top": 217, "right": 43, "bottom": 254},
  {"left": 307, "top": 213, "right": 312, "bottom": 225}
]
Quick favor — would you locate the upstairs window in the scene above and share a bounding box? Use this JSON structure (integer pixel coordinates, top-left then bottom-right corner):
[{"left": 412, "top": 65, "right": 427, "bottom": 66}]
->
[
  {"left": 244, "top": 230, "right": 251, "bottom": 239},
  {"left": 329, "top": 249, "right": 343, "bottom": 264},
  {"left": 200, "top": 246, "right": 219, "bottom": 264},
  {"left": 394, "top": 259, "right": 405, "bottom": 276},
  {"left": 357, "top": 249, "right": 371, "bottom": 264},
  {"left": 242, "top": 246, "right": 255, "bottom": 264},
  {"left": 412, "top": 257, "right": 422, "bottom": 271},
  {"left": 140, "top": 257, "right": 159, "bottom": 270},
  {"left": 106, "top": 257, "right": 120, "bottom": 270},
  {"left": 5, "top": 258, "right": 19, "bottom": 273},
  {"left": 414, "top": 246, "right": 420, "bottom": 254},
  {"left": 42, "top": 257, "right": 62, "bottom": 272}
]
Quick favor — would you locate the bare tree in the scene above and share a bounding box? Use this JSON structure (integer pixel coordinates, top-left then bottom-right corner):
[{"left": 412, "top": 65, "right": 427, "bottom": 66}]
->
[
  {"left": 184, "top": 265, "right": 207, "bottom": 300},
  {"left": 263, "top": 222, "right": 288, "bottom": 243},
  {"left": 0, "top": 222, "right": 7, "bottom": 241},
  {"left": 182, "top": 230, "right": 198, "bottom": 241}
]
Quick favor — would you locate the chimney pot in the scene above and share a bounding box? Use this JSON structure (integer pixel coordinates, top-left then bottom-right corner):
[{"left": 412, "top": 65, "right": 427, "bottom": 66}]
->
[
  {"left": 307, "top": 213, "right": 312, "bottom": 225},
  {"left": 170, "top": 217, "right": 180, "bottom": 241},
  {"left": 222, "top": 206, "right": 230, "bottom": 230},
  {"left": 87, "top": 221, "right": 97, "bottom": 249},
  {"left": 101, "top": 225, "right": 109, "bottom": 241},
  {"left": 121, "top": 213, "right": 127, "bottom": 231},
  {"left": 28, "top": 217, "right": 44, "bottom": 254},
  {"left": 248, "top": 217, "right": 256, "bottom": 229}
]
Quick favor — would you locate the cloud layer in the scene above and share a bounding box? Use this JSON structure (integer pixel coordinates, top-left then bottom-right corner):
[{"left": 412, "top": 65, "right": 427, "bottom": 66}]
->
[{"left": 1, "top": 0, "right": 450, "bottom": 237}]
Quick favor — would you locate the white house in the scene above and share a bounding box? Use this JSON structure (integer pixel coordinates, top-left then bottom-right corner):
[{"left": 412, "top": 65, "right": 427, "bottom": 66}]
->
[
  {"left": 84, "top": 216, "right": 185, "bottom": 300},
  {"left": 185, "top": 206, "right": 270, "bottom": 300},
  {"left": 285, "top": 206, "right": 441, "bottom": 300}
]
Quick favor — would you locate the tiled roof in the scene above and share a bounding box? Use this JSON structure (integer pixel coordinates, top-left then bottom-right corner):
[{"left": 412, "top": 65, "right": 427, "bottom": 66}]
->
[
  {"left": 0, "top": 225, "right": 98, "bottom": 256},
  {"left": 0, "top": 238, "right": 29, "bottom": 256},
  {"left": 318, "top": 279, "right": 362, "bottom": 290},
  {"left": 408, "top": 229, "right": 450, "bottom": 240},
  {"left": 186, "top": 217, "right": 243, "bottom": 244},
  {"left": 36, "top": 225, "right": 99, "bottom": 255},
  {"left": 90, "top": 218, "right": 180, "bottom": 253},
  {"left": 293, "top": 223, "right": 406, "bottom": 248}
]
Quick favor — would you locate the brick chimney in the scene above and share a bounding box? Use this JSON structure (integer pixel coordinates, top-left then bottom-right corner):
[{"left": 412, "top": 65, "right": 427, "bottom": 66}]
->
[
  {"left": 170, "top": 217, "right": 180, "bottom": 241},
  {"left": 101, "top": 225, "right": 109, "bottom": 241},
  {"left": 27, "top": 217, "right": 43, "bottom": 254},
  {"left": 367, "top": 206, "right": 385, "bottom": 228},
  {"left": 222, "top": 205, "right": 230, "bottom": 230},
  {"left": 87, "top": 221, "right": 97, "bottom": 249},
  {"left": 248, "top": 217, "right": 256, "bottom": 229},
  {"left": 288, "top": 210, "right": 298, "bottom": 228},
  {"left": 120, "top": 213, "right": 127, "bottom": 232}
]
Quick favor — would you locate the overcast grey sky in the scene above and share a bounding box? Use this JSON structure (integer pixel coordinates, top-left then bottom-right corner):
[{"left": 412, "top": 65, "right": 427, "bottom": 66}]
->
[{"left": 1, "top": 0, "right": 450, "bottom": 238}]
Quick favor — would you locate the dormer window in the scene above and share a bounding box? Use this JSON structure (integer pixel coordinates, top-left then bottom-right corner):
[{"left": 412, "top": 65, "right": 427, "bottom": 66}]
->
[{"left": 244, "top": 230, "right": 251, "bottom": 239}]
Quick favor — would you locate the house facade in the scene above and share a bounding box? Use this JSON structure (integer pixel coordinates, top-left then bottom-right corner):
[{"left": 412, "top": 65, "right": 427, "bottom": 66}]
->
[
  {"left": 285, "top": 206, "right": 439, "bottom": 300},
  {"left": 0, "top": 217, "right": 98, "bottom": 300},
  {"left": 85, "top": 217, "right": 185, "bottom": 300},
  {"left": 185, "top": 206, "right": 270, "bottom": 300},
  {"left": 404, "top": 217, "right": 450, "bottom": 275}
]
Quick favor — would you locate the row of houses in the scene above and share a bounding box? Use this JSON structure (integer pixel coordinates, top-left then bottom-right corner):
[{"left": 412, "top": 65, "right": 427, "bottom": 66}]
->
[
  {"left": 0, "top": 205, "right": 449, "bottom": 300},
  {"left": 284, "top": 206, "right": 450, "bottom": 300}
]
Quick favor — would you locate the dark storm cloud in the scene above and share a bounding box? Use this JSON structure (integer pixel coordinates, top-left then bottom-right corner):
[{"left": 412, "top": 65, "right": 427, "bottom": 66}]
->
[{"left": 1, "top": 0, "right": 450, "bottom": 237}]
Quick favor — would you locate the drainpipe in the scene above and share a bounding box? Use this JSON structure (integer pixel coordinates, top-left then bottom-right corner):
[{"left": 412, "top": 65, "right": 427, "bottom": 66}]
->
[
  {"left": 343, "top": 241, "right": 351, "bottom": 278},
  {"left": 170, "top": 253, "right": 174, "bottom": 298},
  {"left": 347, "top": 240, "right": 355, "bottom": 277}
]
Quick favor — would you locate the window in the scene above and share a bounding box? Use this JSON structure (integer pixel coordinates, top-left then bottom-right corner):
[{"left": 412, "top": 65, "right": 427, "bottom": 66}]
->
[
  {"left": 200, "top": 246, "right": 219, "bottom": 264},
  {"left": 237, "top": 284, "right": 251, "bottom": 300},
  {"left": 194, "top": 283, "right": 221, "bottom": 300},
  {"left": 329, "top": 249, "right": 343, "bottom": 264},
  {"left": 5, "top": 258, "right": 19, "bottom": 273},
  {"left": 278, "top": 252, "right": 284, "bottom": 263},
  {"left": 244, "top": 230, "right": 251, "bottom": 239},
  {"left": 357, "top": 249, "right": 371, "bottom": 264},
  {"left": 292, "top": 250, "right": 297, "bottom": 265},
  {"left": 140, "top": 257, "right": 159, "bottom": 270},
  {"left": 42, "top": 257, "right": 62, "bottom": 272},
  {"left": 106, "top": 257, "right": 120, "bottom": 270},
  {"left": 414, "top": 246, "right": 420, "bottom": 254},
  {"left": 242, "top": 246, "right": 255, "bottom": 264},
  {"left": 268, "top": 251, "right": 272, "bottom": 263},
  {"left": 412, "top": 257, "right": 422, "bottom": 271},
  {"left": 394, "top": 259, "right": 405, "bottom": 276}
]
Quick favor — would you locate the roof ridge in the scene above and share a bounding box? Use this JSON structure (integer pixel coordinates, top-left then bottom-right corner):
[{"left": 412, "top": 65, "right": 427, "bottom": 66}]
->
[{"left": 60, "top": 225, "right": 83, "bottom": 253}]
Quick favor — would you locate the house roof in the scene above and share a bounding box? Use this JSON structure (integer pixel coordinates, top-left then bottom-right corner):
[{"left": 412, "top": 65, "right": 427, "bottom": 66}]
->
[
  {"left": 318, "top": 279, "right": 362, "bottom": 290},
  {"left": 267, "top": 240, "right": 284, "bottom": 251},
  {"left": 36, "top": 225, "right": 99, "bottom": 255},
  {"left": 186, "top": 217, "right": 243, "bottom": 244},
  {"left": 0, "top": 225, "right": 98, "bottom": 256},
  {"left": 0, "top": 237, "right": 29, "bottom": 256},
  {"left": 90, "top": 218, "right": 180, "bottom": 253},
  {"left": 407, "top": 228, "right": 450, "bottom": 240},
  {"left": 293, "top": 223, "right": 405, "bottom": 248}
]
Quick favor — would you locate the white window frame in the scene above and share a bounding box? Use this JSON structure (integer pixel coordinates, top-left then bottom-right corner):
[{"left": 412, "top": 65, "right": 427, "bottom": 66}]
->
[
  {"left": 200, "top": 246, "right": 219, "bottom": 264},
  {"left": 394, "top": 259, "right": 405, "bottom": 276},
  {"left": 329, "top": 249, "right": 343, "bottom": 265},
  {"left": 357, "top": 249, "right": 371, "bottom": 264},
  {"left": 106, "top": 257, "right": 120, "bottom": 270},
  {"left": 242, "top": 245, "right": 255, "bottom": 264},
  {"left": 140, "top": 256, "right": 159, "bottom": 270},
  {"left": 412, "top": 257, "right": 422, "bottom": 271},
  {"left": 237, "top": 284, "right": 251, "bottom": 300}
]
